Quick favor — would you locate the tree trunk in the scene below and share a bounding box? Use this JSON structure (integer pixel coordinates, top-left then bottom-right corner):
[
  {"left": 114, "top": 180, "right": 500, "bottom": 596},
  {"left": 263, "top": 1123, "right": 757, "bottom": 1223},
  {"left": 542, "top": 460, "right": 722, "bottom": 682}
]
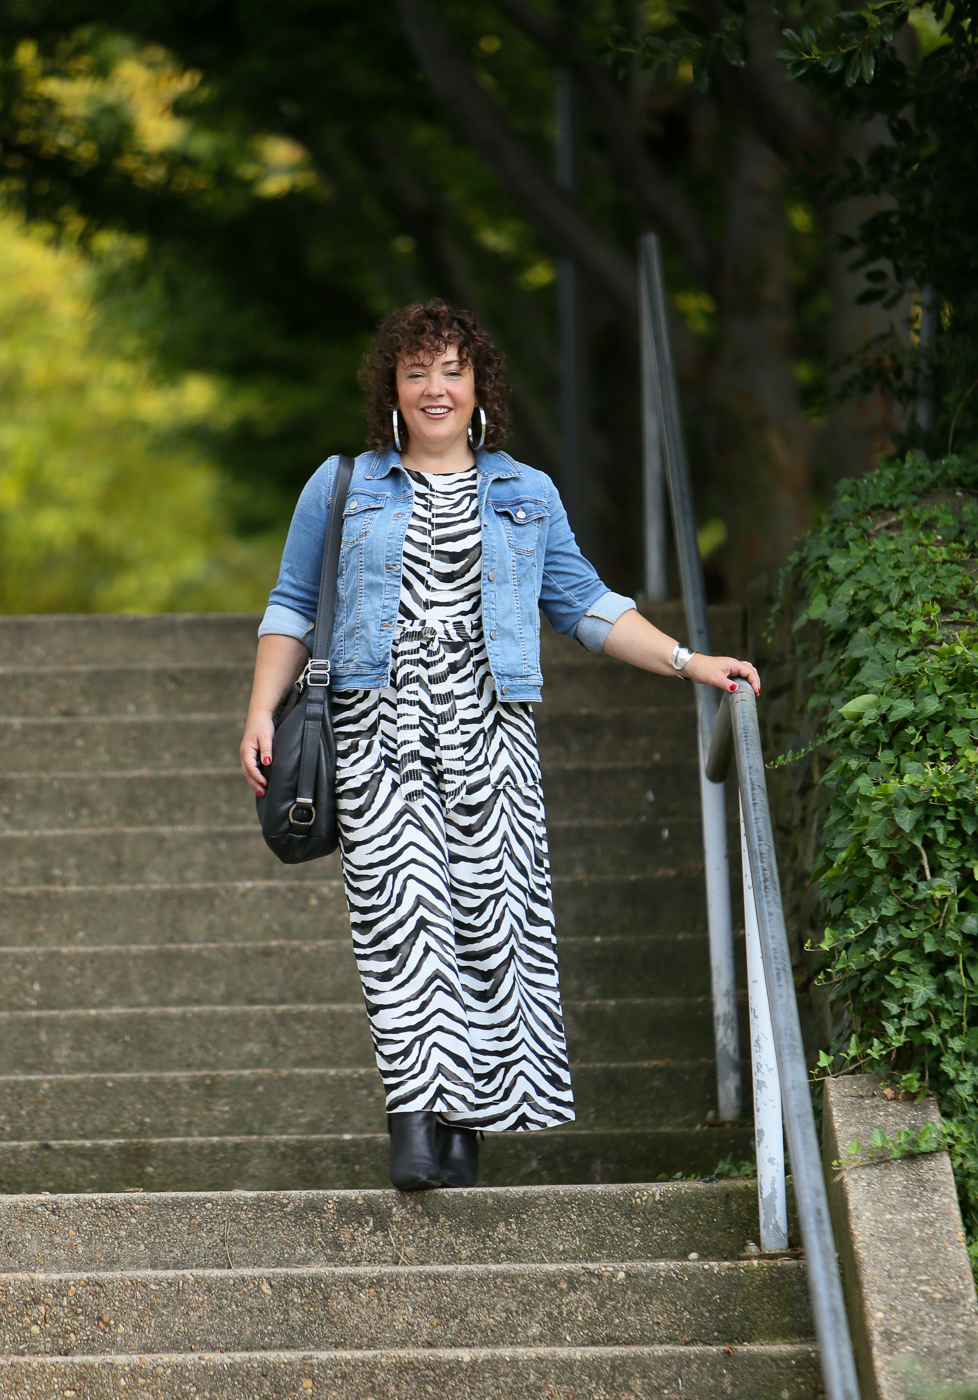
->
[
  {"left": 706, "top": 123, "right": 811, "bottom": 595},
  {"left": 821, "top": 114, "right": 907, "bottom": 495}
]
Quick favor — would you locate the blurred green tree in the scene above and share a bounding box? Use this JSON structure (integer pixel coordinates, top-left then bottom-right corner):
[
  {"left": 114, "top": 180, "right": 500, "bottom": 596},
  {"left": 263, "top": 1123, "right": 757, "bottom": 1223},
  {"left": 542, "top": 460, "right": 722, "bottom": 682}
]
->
[{"left": 0, "top": 210, "right": 278, "bottom": 611}]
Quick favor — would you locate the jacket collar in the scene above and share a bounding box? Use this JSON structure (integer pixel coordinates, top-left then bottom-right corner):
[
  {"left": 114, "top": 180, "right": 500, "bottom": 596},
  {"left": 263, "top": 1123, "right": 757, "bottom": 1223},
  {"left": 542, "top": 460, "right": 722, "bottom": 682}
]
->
[{"left": 365, "top": 445, "right": 523, "bottom": 482}]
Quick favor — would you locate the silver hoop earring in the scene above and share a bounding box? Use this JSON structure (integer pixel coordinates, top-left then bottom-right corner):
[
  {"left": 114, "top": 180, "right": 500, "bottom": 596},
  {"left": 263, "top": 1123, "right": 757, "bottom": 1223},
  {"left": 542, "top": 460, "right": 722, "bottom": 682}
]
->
[
  {"left": 392, "top": 407, "right": 405, "bottom": 452},
  {"left": 467, "top": 405, "right": 487, "bottom": 451}
]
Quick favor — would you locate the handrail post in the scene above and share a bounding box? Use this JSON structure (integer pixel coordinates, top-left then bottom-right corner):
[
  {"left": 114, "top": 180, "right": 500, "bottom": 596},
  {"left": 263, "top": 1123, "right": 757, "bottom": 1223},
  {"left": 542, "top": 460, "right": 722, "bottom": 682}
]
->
[
  {"left": 739, "top": 794, "right": 788, "bottom": 1251},
  {"left": 640, "top": 232, "right": 741, "bottom": 1121},
  {"left": 697, "top": 694, "right": 741, "bottom": 1120}
]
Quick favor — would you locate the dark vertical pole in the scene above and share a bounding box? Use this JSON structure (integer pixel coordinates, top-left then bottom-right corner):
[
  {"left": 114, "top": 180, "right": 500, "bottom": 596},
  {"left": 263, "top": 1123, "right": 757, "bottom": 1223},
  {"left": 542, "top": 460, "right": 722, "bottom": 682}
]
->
[
  {"left": 555, "top": 69, "right": 590, "bottom": 553},
  {"left": 916, "top": 283, "right": 938, "bottom": 436}
]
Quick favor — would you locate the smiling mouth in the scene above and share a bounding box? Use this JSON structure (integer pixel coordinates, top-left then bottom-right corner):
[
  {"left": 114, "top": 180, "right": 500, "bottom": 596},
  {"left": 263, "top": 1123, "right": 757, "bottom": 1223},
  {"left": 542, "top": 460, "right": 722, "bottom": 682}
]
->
[{"left": 421, "top": 405, "right": 451, "bottom": 417}]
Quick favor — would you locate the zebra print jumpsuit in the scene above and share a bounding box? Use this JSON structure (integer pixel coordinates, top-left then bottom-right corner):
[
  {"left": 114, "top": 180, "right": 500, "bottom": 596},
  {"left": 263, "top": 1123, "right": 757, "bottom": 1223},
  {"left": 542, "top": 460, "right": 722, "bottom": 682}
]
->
[{"left": 332, "top": 465, "right": 575, "bottom": 1132}]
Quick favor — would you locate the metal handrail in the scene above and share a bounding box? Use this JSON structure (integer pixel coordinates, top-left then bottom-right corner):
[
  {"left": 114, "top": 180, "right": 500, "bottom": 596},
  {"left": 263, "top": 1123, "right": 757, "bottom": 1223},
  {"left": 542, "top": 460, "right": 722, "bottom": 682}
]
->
[
  {"left": 640, "top": 234, "right": 742, "bottom": 1123},
  {"left": 708, "top": 688, "right": 859, "bottom": 1400},
  {"left": 640, "top": 232, "right": 860, "bottom": 1400}
]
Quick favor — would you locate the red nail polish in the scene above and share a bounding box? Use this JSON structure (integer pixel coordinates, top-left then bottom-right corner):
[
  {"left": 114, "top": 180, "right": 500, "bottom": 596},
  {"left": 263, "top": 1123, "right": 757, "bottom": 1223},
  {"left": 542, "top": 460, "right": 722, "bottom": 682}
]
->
[
  {"left": 729, "top": 684, "right": 737, "bottom": 692},
  {"left": 262, "top": 756, "right": 271, "bottom": 765}
]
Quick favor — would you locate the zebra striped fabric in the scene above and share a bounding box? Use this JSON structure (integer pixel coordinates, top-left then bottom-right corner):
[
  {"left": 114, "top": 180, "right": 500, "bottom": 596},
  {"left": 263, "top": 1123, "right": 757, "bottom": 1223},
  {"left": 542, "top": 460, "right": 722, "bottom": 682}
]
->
[{"left": 331, "top": 466, "right": 575, "bottom": 1131}]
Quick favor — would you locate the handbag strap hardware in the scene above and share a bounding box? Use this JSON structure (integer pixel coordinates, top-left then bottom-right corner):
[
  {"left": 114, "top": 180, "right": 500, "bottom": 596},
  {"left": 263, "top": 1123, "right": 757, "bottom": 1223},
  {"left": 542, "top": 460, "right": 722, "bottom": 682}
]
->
[
  {"left": 295, "top": 657, "right": 331, "bottom": 691},
  {"left": 288, "top": 801, "right": 316, "bottom": 828}
]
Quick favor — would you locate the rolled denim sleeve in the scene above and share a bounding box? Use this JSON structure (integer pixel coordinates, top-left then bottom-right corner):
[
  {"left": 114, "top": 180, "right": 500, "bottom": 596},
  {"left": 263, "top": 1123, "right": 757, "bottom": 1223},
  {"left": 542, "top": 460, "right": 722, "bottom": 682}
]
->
[
  {"left": 257, "top": 604, "right": 315, "bottom": 645},
  {"left": 574, "top": 590, "right": 636, "bottom": 653},
  {"left": 257, "top": 458, "right": 335, "bottom": 643},
  {"left": 539, "top": 476, "right": 636, "bottom": 642}
]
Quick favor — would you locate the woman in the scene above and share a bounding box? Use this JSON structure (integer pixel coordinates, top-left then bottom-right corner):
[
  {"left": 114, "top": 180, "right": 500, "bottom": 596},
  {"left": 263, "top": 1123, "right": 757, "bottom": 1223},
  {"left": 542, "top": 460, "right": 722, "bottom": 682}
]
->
[{"left": 240, "top": 301, "right": 760, "bottom": 1192}]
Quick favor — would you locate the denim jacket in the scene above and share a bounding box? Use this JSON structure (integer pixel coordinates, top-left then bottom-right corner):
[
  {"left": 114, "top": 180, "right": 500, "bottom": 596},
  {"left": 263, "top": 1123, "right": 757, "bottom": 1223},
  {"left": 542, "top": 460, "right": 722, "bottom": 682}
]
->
[{"left": 259, "top": 447, "right": 635, "bottom": 702}]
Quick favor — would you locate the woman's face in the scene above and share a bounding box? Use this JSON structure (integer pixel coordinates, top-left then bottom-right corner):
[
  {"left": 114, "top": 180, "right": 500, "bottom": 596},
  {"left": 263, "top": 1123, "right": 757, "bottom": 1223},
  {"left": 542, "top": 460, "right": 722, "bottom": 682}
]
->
[{"left": 396, "top": 345, "right": 476, "bottom": 450}]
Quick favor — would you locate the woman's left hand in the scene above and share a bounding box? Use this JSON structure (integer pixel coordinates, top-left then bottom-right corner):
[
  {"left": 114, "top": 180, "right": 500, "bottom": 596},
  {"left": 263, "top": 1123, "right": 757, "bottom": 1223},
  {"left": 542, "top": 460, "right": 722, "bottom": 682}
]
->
[{"left": 685, "top": 654, "right": 761, "bottom": 696}]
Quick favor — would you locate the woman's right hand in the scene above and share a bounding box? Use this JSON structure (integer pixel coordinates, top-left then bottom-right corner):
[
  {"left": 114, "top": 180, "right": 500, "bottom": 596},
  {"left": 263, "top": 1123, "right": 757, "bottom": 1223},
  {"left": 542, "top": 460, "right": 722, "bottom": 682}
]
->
[
  {"left": 240, "top": 708, "right": 276, "bottom": 796},
  {"left": 240, "top": 634, "right": 310, "bottom": 796}
]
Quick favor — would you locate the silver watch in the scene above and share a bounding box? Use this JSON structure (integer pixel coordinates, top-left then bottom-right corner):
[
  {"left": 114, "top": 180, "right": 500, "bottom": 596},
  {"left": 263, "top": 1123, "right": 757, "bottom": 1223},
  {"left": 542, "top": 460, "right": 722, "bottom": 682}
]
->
[{"left": 671, "top": 644, "right": 695, "bottom": 673}]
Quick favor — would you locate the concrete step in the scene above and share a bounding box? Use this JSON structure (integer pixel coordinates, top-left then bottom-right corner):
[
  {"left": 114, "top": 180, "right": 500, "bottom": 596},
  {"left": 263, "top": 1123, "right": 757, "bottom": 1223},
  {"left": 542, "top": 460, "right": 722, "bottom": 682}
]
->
[
  {"left": 0, "top": 761, "right": 713, "bottom": 831},
  {"left": 0, "top": 998, "right": 745, "bottom": 1073},
  {"left": 0, "top": 664, "right": 254, "bottom": 720},
  {"left": 0, "top": 882, "right": 352, "bottom": 947},
  {"left": 0, "top": 605, "right": 745, "bottom": 668},
  {"left": 0, "top": 1126, "right": 758, "bottom": 1192},
  {"left": 0, "top": 706, "right": 696, "bottom": 773},
  {"left": 0, "top": 1180, "right": 773, "bottom": 1270},
  {"left": 0, "top": 874, "right": 713, "bottom": 945},
  {"left": 0, "top": 614, "right": 261, "bottom": 667},
  {"left": 0, "top": 818, "right": 721, "bottom": 887},
  {"left": 0, "top": 659, "right": 696, "bottom": 720},
  {"left": 0, "top": 1061, "right": 746, "bottom": 1142},
  {"left": 0, "top": 1343, "right": 823, "bottom": 1400},
  {"left": 0, "top": 932, "right": 745, "bottom": 1010},
  {"left": 0, "top": 1258, "right": 812, "bottom": 1354}
]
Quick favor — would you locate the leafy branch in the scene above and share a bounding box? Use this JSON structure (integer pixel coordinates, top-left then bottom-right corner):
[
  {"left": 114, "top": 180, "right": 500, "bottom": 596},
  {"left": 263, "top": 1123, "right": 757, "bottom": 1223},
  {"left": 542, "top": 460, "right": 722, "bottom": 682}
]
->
[
  {"left": 602, "top": 1, "right": 912, "bottom": 91},
  {"left": 776, "top": 2, "right": 911, "bottom": 87},
  {"left": 601, "top": 3, "right": 747, "bottom": 92}
]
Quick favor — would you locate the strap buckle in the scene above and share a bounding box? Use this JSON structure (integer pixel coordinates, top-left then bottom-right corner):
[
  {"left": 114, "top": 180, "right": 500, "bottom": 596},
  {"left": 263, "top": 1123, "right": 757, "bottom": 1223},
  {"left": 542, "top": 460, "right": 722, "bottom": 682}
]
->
[{"left": 296, "top": 658, "right": 330, "bottom": 690}]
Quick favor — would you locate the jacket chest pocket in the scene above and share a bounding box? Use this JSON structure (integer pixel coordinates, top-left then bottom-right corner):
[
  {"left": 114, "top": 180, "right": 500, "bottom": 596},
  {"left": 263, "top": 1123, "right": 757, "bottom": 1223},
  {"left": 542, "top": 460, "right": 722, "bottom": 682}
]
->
[
  {"left": 492, "top": 500, "right": 548, "bottom": 555},
  {"left": 342, "top": 493, "right": 387, "bottom": 545}
]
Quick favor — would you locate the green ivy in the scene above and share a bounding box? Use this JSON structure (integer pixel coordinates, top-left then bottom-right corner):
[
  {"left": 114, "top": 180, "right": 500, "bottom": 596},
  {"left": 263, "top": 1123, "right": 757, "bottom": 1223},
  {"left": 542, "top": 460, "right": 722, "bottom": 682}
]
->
[{"left": 772, "top": 453, "right": 978, "bottom": 1268}]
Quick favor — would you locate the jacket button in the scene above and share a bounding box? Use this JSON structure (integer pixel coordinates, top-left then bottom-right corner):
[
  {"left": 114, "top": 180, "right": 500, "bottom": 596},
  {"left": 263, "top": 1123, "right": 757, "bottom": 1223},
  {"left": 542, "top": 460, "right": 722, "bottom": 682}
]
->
[
  {"left": 488, "top": 571, "right": 495, "bottom": 582},
  {"left": 350, "top": 498, "right": 358, "bottom": 509},
  {"left": 490, "top": 630, "right": 497, "bottom": 640},
  {"left": 501, "top": 685, "right": 507, "bottom": 694},
  {"left": 516, "top": 508, "right": 526, "bottom": 519}
]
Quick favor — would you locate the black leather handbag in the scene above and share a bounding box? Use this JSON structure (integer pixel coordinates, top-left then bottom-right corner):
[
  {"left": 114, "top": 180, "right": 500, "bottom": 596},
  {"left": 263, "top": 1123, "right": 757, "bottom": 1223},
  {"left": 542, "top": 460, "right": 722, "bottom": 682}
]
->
[{"left": 256, "top": 455, "right": 354, "bottom": 864}]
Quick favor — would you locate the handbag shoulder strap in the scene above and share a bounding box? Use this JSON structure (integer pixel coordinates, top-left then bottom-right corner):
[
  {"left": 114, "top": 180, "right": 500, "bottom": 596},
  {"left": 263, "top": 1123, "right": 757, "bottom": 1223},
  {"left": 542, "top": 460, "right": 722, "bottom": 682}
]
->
[{"left": 309, "top": 455, "right": 354, "bottom": 671}]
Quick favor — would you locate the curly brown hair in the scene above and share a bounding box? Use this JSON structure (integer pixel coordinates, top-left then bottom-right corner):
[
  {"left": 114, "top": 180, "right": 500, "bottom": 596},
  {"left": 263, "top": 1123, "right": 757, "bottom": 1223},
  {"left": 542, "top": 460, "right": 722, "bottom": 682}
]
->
[{"left": 359, "top": 300, "right": 510, "bottom": 452}]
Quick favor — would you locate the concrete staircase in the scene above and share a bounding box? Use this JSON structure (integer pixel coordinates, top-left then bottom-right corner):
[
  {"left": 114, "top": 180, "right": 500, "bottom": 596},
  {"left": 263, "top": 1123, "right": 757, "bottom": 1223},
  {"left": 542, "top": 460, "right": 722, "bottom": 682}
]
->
[{"left": 0, "top": 607, "right": 821, "bottom": 1396}]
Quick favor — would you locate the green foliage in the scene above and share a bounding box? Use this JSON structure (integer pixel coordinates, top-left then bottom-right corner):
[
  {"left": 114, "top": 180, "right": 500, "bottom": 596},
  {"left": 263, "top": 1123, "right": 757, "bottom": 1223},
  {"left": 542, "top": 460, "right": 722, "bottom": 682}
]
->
[
  {"left": 0, "top": 210, "right": 277, "bottom": 612},
  {"left": 776, "top": 3, "right": 911, "bottom": 87},
  {"left": 710, "top": 1153, "right": 757, "bottom": 1179},
  {"left": 775, "top": 452, "right": 978, "bottom": 1267},
  {"left": 830, "top": 1119, "right": 947, "bottom": 1174},
  {"left": 0, "top": 14, "right": 570, "bottom": 535},
  {"left": 779, "top": 1, "right": 978, "bottom": 458},
  {"left": 609, "top": 0, "right": 913, "bottom": 93},
  {"left": 602, "top": 3, "right": 747, "bottom": 91},
  {"left": 605, "top": 1, "right": 978, "bottom": 458}
]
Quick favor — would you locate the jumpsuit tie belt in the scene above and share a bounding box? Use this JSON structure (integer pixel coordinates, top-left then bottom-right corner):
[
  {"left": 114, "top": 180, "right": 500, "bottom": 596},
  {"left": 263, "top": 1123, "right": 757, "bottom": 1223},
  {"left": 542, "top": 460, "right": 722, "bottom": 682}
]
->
[{"left": 393, "top": 618, "right": 489, "bottom": 809}]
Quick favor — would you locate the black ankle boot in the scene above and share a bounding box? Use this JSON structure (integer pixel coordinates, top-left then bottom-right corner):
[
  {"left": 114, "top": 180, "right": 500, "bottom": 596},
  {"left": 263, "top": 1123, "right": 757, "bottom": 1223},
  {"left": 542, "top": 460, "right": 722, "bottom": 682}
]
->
[
  {"left": 388, "top": 1111, "right": 441, "bottom": 1191},
  {"left": 436, "top": 1121, "right": 480, "bottom": 1187}
]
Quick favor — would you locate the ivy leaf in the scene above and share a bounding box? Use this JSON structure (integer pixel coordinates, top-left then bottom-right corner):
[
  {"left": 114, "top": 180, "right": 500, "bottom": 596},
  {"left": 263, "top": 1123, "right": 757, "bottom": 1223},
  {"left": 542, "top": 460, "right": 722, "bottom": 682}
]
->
[{"left": 840, "top": 693, "right": 880, "bottom": 719}]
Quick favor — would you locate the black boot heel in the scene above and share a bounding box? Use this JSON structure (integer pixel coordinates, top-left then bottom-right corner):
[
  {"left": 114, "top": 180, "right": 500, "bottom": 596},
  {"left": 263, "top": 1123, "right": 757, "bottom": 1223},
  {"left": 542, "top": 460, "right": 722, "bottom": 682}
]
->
[
  {"left": 388, "top": 1111, "right": 442, "bottom": 1191},
  {"left": 436, "top": 1121, "right": 481, "bottom": 1187}
]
